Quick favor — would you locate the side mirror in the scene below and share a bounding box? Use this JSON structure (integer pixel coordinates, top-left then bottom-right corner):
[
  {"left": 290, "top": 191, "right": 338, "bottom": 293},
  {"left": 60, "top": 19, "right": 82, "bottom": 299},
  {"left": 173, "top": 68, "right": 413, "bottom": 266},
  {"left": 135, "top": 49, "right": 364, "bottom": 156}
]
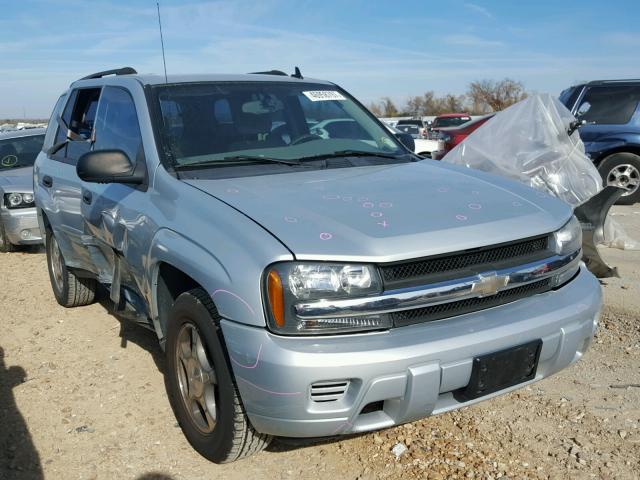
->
[
  {"left": 77, "top": 149, "right": 144, "bottom": 184},
  {"left": 395, "top": 133, "right": 415, "bottom": 152}
]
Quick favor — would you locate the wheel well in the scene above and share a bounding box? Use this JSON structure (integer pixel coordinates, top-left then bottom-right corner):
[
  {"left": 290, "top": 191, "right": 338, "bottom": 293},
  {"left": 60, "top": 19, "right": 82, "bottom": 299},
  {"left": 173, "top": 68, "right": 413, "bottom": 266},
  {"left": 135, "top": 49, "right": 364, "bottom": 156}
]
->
[
  {"left": 155, "top": 263, "right": 201, "bottom": 337},
  {"left": 595, "top": 145, "right": 640, "bottom": 167}
]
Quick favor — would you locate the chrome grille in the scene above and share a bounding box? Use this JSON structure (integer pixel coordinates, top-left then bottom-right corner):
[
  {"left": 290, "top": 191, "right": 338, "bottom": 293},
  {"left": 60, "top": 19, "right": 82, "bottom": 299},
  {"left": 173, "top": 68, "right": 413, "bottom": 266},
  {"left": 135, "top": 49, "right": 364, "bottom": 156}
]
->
[
  {"left": 310, "top": 380, "right": 350, "bottom": 403},
  {"left": 391, "top": 278, "right": 552, "bottom": 327},
  {"left": 380, "top": 235, "right": 549, "bottom": 289}
]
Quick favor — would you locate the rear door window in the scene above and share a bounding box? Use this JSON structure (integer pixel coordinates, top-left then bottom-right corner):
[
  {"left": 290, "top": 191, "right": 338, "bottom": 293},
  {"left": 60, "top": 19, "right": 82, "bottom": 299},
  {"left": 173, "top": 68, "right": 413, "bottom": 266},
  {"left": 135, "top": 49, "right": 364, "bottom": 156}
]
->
[{"left": 576, "top": 85, "right": 640, "bottom": 125}]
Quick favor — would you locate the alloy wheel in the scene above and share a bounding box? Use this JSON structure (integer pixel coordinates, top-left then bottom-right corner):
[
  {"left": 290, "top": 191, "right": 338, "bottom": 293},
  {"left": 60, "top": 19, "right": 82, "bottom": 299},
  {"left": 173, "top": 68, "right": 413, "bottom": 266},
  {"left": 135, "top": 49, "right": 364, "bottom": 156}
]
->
[
  {"left": 175, "top": 323, "right": 218, "bottom": 434},
  {"left": 607, "top": 163, "right": 640, "bottom": 196}
]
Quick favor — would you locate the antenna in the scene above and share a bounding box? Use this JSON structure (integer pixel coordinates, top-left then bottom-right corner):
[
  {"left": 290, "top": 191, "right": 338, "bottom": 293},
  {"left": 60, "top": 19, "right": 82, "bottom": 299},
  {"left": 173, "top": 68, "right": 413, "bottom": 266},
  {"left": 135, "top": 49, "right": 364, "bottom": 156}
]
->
[{"left": 156, "top": 1, "right": 168, "bottom": 83}]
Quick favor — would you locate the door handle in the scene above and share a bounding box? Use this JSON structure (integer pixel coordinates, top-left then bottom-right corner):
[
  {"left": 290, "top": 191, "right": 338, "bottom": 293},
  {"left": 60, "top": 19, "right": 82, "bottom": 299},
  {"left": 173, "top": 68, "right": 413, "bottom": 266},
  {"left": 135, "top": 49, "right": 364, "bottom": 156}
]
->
[
  {"left": 42, "top": 175, "right": 53, "bottom": 188},
  {"left": 82, "top": 190, "right": 93, "bottom": 205}
]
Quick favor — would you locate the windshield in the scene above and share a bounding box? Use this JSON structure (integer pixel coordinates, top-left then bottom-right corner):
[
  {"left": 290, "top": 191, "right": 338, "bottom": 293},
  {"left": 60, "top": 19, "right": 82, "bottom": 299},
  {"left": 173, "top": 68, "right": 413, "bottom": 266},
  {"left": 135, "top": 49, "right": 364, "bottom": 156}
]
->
[
  {"left": 0, "top": 134, "right": 44, "bottom": 170},
  {"left": 432, "top": 116, "right": 471, "bottom": 128},
  {"left": 153, "top": 82, "right": 405, "bottom": 170}
]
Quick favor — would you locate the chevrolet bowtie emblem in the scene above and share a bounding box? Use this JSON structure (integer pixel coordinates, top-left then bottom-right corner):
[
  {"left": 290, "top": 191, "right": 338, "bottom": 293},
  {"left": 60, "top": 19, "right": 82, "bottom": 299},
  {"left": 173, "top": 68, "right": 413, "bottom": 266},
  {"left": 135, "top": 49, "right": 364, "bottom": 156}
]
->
[{"left": 472, "top": 272, "right": 509, "bottom": 297}]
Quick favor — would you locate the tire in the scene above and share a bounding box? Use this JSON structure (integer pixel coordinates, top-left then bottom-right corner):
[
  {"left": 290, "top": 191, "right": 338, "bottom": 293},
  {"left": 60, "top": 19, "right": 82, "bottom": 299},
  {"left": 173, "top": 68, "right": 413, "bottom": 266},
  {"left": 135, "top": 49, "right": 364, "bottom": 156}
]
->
[
  {"left": 45, "top": 229, "right": 96, "bottom": 307},
  {"left": 165, "top": 288, "right": 271, "bottom": 463},
  {"left": 0, "top": 220, "right": 17, "bottom": 253},
  {"left": 598, "top": 152, "right": 640, "bottom": 205}
]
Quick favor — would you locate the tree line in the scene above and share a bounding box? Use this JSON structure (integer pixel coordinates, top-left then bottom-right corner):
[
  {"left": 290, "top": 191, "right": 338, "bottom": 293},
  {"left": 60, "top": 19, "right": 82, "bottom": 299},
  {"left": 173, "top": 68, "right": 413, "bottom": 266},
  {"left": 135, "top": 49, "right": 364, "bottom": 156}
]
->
[{"left": 368, "top": 78, "right": 528, "bottom": 117}]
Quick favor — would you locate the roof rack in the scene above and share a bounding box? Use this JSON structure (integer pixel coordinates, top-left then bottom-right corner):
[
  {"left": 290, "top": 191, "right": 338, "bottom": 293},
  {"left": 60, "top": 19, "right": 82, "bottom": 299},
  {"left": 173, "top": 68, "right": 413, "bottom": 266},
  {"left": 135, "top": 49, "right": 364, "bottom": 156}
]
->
[
  {"left": 249, "top": 70, "right": 288, "bottom": 76},
  {"left": 79, "top": 67, "right": 138, "bottom": 81},
  {"left": 586, "top": 79, "right": 640, "bottom": 85},
  {"left": 249, "top": 66, "right": 304, "bottom": 79}
]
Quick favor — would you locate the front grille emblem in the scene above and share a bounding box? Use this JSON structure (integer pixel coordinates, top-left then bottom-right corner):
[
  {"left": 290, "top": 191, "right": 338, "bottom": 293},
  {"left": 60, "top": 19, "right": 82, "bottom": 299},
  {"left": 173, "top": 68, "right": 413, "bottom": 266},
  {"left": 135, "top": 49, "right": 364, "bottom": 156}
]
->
[{"left": 472, "top": 272, "right": 509, "bottom": 297}]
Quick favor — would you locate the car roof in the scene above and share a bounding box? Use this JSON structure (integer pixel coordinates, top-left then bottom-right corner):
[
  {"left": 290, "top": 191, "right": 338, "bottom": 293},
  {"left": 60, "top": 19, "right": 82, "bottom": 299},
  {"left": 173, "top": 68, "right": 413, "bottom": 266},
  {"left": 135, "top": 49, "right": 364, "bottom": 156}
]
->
[
  {"left": 435, "top": 113, "right": 495, "bottom": 132},
  {"left": 71, "top": 72, "right": 335, "bottom": 89},
  {"left": 435, "top": 113, "right": 470, "bottom": 118},
  {"left": 569, "top": 79, "right": 640, "bottom": 89},
  {"left": 0, "top": 128, "right": 47, "bottom": 140}
]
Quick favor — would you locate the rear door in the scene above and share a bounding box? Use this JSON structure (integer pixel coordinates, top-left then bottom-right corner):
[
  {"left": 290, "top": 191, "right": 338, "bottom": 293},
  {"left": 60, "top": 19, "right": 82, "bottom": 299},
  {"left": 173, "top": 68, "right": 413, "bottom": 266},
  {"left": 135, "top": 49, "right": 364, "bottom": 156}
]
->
[{"left": 38, "top": 87, "right": 102, "bottom": 271}]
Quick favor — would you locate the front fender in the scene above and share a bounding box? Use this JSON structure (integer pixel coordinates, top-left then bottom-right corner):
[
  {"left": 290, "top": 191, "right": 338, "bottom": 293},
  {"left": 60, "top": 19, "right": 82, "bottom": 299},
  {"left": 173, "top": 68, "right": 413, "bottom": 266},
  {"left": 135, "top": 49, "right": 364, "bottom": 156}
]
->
[{"left": 148, "top": 228, "right": 290, "bottom": 332}]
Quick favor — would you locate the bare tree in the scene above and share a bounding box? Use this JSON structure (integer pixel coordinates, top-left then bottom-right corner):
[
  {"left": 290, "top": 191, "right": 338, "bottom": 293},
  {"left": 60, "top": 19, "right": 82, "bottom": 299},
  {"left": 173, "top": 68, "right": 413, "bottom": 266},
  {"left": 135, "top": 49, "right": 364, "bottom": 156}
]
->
[
  {"left": 379, "top": 97, "right": 399, "bottom": 117},
  {"left": 467, "top": 78, "right": 527, "bottom": 113},
  {"left": 367, "top": 102, "right": 383, "bottom": 116}
]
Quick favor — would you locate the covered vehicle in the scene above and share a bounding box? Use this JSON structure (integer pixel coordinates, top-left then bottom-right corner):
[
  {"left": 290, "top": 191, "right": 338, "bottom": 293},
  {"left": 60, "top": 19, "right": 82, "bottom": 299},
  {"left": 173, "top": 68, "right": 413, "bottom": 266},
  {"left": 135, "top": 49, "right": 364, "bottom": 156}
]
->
[{"left": 0, "top": 128, "right": 46, "bottom": 251}]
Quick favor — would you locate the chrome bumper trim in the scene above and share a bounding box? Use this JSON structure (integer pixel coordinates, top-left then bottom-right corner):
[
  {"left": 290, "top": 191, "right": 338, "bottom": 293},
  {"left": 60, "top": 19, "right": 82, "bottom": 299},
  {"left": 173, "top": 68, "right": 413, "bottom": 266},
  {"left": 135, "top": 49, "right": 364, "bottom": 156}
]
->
[{"left": 294, "top": 251, "right": 581, "bottom": 320}]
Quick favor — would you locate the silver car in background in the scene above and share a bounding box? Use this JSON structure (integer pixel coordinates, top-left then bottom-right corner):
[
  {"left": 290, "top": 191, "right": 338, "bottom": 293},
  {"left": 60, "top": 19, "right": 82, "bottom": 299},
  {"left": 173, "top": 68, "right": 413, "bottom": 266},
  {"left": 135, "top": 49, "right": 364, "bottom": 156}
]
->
[
  {"left": 34, "top": 68, "right": 601, "bottom": 464},
  {"left": 0, "top": 128, "right": 45, "bottom": 252}
]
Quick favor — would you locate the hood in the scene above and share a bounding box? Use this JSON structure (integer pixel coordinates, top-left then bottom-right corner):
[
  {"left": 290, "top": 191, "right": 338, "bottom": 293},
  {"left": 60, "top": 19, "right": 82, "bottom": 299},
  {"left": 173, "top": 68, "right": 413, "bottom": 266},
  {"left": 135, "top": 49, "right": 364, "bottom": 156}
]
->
[
  {"left": 185, "top": 161, "right": 572, "bottom": 262},
  {"left": 0, "top": 167, "right": 34, "bottom": 192}
]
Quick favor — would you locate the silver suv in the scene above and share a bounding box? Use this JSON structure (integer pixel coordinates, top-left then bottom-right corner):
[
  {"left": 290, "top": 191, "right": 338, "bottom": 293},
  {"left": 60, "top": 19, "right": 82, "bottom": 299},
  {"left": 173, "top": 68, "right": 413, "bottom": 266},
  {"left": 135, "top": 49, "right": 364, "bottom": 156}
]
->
[
  {"left": 0, "top": 128, "right": 46, "bottom": 251},
  {"left": 34, "top": 67, "right": 602, "bottom": 463}
]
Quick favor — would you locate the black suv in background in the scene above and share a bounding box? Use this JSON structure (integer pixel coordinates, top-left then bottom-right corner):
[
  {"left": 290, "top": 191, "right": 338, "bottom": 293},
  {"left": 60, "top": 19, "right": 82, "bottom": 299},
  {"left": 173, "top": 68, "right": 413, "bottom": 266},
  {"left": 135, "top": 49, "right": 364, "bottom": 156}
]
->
[{"left": 560, "top": 79, "right": 640, "bottom": 204}]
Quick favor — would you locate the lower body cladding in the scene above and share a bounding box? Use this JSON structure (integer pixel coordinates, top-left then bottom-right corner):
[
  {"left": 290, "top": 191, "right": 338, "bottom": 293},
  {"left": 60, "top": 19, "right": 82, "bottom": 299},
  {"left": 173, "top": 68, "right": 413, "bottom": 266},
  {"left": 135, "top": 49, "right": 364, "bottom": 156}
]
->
[
  {"left": 0, "top": 208, "right": 42, "bottom": 245},
  {"left": 221, "top": 265, "right": 601, "bottom": 438}
]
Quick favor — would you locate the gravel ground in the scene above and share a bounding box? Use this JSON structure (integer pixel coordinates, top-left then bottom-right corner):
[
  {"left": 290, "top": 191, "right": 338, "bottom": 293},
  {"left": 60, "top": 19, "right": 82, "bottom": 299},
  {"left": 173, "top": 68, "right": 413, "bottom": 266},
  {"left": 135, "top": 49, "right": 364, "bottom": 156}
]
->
[{"left": 1, "top": 206, "right": 639, "bottom": 480}]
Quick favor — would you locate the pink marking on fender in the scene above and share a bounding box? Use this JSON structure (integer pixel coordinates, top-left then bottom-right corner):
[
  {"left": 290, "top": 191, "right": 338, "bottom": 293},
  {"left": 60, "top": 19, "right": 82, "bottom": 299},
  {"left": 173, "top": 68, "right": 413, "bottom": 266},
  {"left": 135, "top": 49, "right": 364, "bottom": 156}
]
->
[
  {"left": 370, "top": 212, "right": 383, "bottom": 218},
  {"left": 237, "top": 377, "right": 302, "bottom": 396},
  {"left": 323, "top": 194, "right": 340, "bottom": 200},
  {"left": 284, "top": 216, "right": 298, "bottom": 223},
  {"left": 437, "top": 187, "right": 449, "bottom": 193},
  {"left": 342, "top": 196, "right": 353, "bottom": 202},
  {"left": 226, "top": 188, "right": 239, "bottom": 193},
  {"left": 468, "top": 203, "right": 482, "bottom": 210},
  {"left": 362, "top": 201, "right": 374, "bottom": 208},
  {"left": 456, "top": 214, "right": 468, "bottom": 221},
  {"left": 357, "top": 196, "right": 369, "bottom": 202},
  {"left": 230, "top": 344, "right": 262, "bottom": 369},
  {"left": 319, "top": 232, "right": 333, "bottom": 240},
  {"left": 512, "top": 201, "right": 522, "bottom": 207},
  {"left": 379, "top": 202, "right": 393, "bottom": 208},
  {"left": 377, "top": 220, "right": 390, "bottom": 228},
  {"left": 211, "top": 289, "right": 256, "bottom": 317}
]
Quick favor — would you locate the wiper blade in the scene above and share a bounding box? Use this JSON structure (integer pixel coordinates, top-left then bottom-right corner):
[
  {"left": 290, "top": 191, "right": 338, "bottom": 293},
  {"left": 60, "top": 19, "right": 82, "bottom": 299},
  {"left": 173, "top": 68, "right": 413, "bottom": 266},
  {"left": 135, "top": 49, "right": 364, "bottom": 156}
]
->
[
  {"left": 298, "top": 150, "right": 405, "bottom": 162},
  {"left": 174, "top": 155, "right": 305, "bottom": 169}
]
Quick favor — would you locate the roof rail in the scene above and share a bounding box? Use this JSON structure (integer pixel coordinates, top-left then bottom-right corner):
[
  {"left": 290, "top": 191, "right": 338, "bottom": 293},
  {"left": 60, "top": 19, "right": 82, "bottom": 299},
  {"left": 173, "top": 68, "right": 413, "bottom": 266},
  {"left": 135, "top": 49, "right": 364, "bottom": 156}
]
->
[
  {"left": 249, "top": 70, "right": 288, "bottom": 76},
  {"left": 79, "top": 67, "right": 138, "bottom": 81},
  {"left": 587, "top": 79, "right": 640, "bottom": 85}
]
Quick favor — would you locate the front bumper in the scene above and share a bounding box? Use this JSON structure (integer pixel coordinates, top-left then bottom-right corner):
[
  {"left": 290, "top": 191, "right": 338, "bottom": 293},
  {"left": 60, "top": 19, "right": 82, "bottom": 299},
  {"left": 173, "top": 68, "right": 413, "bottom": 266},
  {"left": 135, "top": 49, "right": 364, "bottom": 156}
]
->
[
  {"left": 221, "top": 265, "right": 601, "bottom": 438},
  {"left": 0, "top": 208, "right": 42, "bottom": 245}
]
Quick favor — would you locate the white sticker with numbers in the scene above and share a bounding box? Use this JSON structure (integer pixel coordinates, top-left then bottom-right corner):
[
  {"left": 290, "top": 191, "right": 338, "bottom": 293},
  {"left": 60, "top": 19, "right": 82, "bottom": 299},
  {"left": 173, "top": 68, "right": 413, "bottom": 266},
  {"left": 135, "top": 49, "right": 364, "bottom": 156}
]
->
[{"left": 302, "top": 90, "right": 346, "bottom": 102}]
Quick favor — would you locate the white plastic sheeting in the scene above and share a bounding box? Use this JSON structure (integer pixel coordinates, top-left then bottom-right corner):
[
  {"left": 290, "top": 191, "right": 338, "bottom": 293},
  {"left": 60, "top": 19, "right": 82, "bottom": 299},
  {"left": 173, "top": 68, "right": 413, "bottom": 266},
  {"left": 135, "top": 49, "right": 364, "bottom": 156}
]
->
[
  {"left": 603, "top": 217, "right": 640, "bottom": 250},
  {"left": 443, "top": 93, "right": 602, "bottom": 208}
]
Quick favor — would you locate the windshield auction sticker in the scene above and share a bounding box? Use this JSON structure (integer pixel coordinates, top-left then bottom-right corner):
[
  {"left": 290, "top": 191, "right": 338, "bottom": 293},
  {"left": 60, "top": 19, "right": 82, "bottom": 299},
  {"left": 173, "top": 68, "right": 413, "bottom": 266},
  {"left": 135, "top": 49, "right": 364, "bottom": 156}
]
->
[{"left": 302, "top": 91, "right": 346, "bottom": 102}]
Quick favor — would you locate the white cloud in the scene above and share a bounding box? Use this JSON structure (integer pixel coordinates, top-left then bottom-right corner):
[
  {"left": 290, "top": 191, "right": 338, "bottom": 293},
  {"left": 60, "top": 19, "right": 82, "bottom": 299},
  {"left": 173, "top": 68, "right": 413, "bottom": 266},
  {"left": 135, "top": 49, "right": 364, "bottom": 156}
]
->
[
  {"left": 442, "top": 34, "right": 504, "bottom": 48},
  {"left": 463, "top": 2, "right": 493, "bottom": 19}
]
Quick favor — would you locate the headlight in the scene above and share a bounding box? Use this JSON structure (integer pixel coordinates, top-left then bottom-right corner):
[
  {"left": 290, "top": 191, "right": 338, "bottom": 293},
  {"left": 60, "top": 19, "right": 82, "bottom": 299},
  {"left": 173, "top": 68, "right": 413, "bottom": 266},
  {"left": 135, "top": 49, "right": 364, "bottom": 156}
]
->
[
  {"left": 4, "top": 192, "right": 35, "bottom": 209},
  {"left": 552, "top": 215, "right": 582, "bottom": 255},
  {"left": 264, "top": 262, "right": 390, "bottom": 335}
]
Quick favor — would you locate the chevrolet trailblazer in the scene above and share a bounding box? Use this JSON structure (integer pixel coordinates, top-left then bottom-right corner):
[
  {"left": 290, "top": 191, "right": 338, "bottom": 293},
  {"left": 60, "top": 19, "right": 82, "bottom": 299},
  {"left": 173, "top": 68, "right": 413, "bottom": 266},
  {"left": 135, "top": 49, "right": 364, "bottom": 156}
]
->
[{"left": 34, "top": 67, "right": 601, "bottom": 463}]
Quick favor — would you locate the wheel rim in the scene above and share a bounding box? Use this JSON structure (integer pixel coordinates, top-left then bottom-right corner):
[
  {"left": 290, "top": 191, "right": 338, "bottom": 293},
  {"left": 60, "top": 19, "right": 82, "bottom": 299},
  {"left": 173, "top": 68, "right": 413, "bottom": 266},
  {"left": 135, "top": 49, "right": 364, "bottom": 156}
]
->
[
  {"left": 175, "top": 323, "right": 218, "bottom": 434},
  {"left": 607, "top": 163, "right": 640, "bottom": 196},
  {"left": 50, "top": 237, "right": 64, "bottom": 290}
]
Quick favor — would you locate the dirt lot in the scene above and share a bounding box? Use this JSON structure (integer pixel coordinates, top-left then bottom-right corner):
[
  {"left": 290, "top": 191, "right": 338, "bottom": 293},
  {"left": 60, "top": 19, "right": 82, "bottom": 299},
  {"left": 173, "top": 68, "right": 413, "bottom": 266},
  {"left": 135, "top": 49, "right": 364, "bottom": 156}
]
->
[{"left": 1, "top": 206, "right": 639, "bottom": 480}]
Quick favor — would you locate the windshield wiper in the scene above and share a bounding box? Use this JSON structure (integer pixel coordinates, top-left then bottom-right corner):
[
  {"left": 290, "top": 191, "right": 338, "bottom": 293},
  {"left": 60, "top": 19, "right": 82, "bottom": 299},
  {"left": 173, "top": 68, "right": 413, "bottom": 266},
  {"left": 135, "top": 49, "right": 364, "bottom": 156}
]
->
[
  {"left": 298, "top": 150, "right": 407, "bottom": 162},
  {"left": 174, "top": 155, "right": 306, "bottom": 170}
]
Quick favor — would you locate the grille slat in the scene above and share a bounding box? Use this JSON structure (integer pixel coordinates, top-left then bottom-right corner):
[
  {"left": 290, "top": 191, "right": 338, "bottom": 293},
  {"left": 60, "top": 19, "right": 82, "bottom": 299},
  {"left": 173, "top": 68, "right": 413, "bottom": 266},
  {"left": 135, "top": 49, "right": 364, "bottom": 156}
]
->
[
  {"left": 381, "top": 236, "right": 549, "bottom": 289},
  {"left": 391, "top": 278, "right": 552, "bottom": 327}
]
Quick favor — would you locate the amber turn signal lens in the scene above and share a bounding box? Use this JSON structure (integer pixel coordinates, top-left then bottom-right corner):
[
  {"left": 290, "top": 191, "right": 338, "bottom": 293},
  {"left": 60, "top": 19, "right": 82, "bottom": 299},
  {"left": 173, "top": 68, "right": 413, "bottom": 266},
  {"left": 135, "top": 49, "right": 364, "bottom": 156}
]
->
[{"left": 267, "top": 270, "right": 285, "bottom": 328}]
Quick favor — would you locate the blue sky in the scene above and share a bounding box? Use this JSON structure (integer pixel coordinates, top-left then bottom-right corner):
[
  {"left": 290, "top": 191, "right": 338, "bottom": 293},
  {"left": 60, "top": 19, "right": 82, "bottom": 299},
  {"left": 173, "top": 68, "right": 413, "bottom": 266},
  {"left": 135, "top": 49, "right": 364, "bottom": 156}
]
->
[{"left": 1, "top": 0, "right": 639, "bottom": 117}]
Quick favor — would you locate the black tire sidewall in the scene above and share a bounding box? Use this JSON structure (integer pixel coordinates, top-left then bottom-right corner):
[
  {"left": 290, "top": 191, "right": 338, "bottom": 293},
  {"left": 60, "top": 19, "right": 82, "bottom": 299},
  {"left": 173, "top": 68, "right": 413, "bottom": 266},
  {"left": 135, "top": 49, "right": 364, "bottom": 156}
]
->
[
  {"left": 598, "top": 153, "right": 640, "bottom": 205},
  {"left": 165, "top": 291, "right": 238, "bottom": 463},
  {"left": 0, "top": 220, "right": 13, "bottom": 253},
  {"left": 45, "top": 229, "right": 69, "bottom": 304}
]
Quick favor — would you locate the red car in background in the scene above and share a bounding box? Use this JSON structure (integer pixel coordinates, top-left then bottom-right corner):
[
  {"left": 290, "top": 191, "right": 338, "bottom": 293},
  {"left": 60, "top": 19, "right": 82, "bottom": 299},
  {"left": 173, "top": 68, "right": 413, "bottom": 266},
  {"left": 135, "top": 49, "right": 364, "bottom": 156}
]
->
[
  {"left": 425, "top": 113, "right": 472, "bottom": 139},
  {"left": 431, "top": 114, "right": 495, "bottom": 160}
]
